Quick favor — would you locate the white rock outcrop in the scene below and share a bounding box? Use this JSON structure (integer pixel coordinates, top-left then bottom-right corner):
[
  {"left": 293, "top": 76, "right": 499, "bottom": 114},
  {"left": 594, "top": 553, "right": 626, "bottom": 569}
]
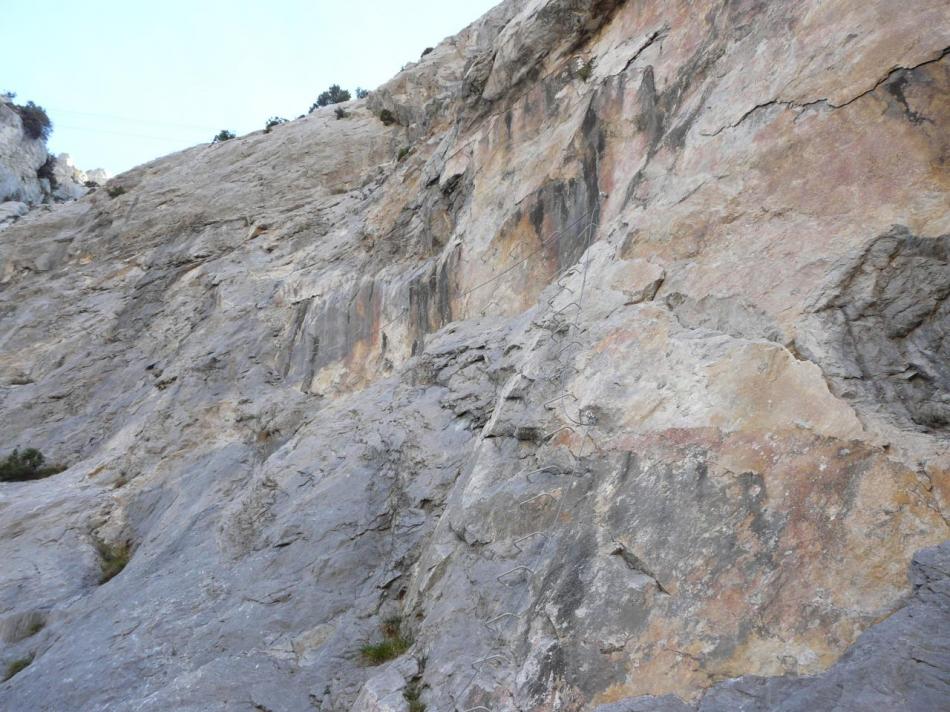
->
[
  {"left": 0, "top": 97, "right": 47, "bottom": 205},
  {"left": 0, "top": 95, "right": 109, "bottom": 229}
]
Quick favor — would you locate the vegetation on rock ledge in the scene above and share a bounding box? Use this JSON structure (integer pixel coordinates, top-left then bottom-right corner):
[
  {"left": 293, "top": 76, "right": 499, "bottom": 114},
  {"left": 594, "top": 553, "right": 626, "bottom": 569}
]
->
[
  {"left": 3, "top": 654, "right": 33, "bottom": 682},
  {"left": 360, "top": 616, "right": 412, "bottom": 665},
  {"left": 12, "top": 100, "right": 52, "bottom": 141},
  {"left": 310, "top": 84, "right": 351, "bottom": 113},
  {"left": 94, "top": 537, "right": 132, "bottom": 584},
  {"left": 0, "top": 449, "right": 66, "bottom": 483}
]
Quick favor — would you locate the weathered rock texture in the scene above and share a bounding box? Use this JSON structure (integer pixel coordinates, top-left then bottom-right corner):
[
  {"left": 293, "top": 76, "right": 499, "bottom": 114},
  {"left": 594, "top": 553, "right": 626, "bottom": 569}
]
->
[{"left": 0, "top": 1, "right": 948, "bottom": 710}]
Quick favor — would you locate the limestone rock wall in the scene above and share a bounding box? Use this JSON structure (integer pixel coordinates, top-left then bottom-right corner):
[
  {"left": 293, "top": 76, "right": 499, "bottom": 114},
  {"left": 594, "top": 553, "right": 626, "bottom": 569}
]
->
[
  {"left": 0, "top": 98, "right": 48, "bottom": 206},
  {"left": 0, "top": 96, "right": 109, "bottom": 231},
  {"left": 0, "top": 1, "right": 947, "bottom": 711}
]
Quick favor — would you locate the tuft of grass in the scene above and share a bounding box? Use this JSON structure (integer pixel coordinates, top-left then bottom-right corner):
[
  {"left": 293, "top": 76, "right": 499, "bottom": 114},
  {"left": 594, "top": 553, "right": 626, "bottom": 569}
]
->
[
  {"left": 107, "top": 185, "right": 126, "bottom": 198},
  {"left": 397, "top": 147, "right": 411, "bottom": 162},
  {"left": 3, "top": 654, "right": 33, "bottom": 682},
  {"left": 94, "top": 537, "right": 131, "bottom": 584},
  {"left": 360, "top": 615, "right": 412, "bottom": 665},
  {"left": 0, "top": 448, "right": 66, "bottom": 483},
  {"left": 25, "top": 620, "right": 44, "bottom": 638},
  {"left": 334, "top": 106, "right": 349, "bottom": 120},
  {"left": 360, "top": 637, "right": 411, "bottom": 665}
]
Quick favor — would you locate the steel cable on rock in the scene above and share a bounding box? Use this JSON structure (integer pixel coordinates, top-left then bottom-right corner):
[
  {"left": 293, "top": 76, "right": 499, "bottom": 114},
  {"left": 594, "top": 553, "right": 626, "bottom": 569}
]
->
[{"left": 458, "top": 199, "right": 607, "bottom": 711}]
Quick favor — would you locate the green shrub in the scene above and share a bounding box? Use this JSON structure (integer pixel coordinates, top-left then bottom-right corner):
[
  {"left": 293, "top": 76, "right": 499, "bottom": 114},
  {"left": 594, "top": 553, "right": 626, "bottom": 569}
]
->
[
  {"left": 309, "top": 84, "right": 351, "bottom": 113},
  {"left": 3, "top": 654, "right": 33, "bottom": 682},
  {"left": 577, "top": 59, "right": 594, "bottom": 81},
  {"left": 264, "top": 116, "right": 287, "bottom": 133},
  {"left": 0, "top": 448, "right": 66, "bottom": 483},
  {"left": 94, "top": 537, "right": 131, "bottom": 584},
  {"left": 397, "top": 147, "right": 412, "bottom": 162},
  {"left": 26, "top": 620, "right": 44, "bottom": 638},
  {"left": 107, "top": 185, "right": 126, "bottom": 198},
  {"left": 360, "top": 616, "right": 412, "bottom": 665},
  {"left": 404, "top": 680, "right": 425, "bottom": 712},
  {"left": 334, "top": 106, "right": 349, "bottom": 120},
  {"left": 212, "top": 129, "right": 236, "bottom": 144},
  {"left": 36, "top": 155, "right": 58, "bottom": 189},
  {"left": 13, "top": 101, "right": 52, "bottom": 141},
  {"left": 421, "top": 47, "right": 434, "bottom": 58},
  {"left": 355, "top": 88, "right": 370, "bottom": 99},
  {"left": 379, "top": 109, "right": 396, "bottom": 126},
  {"left": 2, "top": 91, "right": 16, "bottom": 100}
]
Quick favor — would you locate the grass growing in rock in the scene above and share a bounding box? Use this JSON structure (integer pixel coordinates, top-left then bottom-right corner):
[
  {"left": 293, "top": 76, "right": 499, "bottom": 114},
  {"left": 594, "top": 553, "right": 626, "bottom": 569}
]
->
[
  {"left": 94, "top": 537, "right": 131, "bottom": 584},
  {"left": 404, "top": 679, "right": 425, "bottom": 712},
  {"left": 3, "top": 654, "right": 33, "bottom": 682},
  {"left": 360, "top": 616, "right": 412, "bottom": 665},
  {"left": 0, "top": 449, "right": 66, "bottom": 483}
]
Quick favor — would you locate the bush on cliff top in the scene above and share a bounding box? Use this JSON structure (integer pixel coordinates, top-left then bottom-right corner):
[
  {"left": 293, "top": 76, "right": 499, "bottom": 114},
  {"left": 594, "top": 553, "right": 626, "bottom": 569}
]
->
[
  {"left": 0, "top": 448, "right": 66, "bottom": 483},
  {"left": 13, "top": 101, "right": 52, "bottom": 141},
  {"left": 309, "top": 84, "right": 351, "bottom": 113},
  {"left": 264, "top": 116, "right": 288, "bottom": 133}
]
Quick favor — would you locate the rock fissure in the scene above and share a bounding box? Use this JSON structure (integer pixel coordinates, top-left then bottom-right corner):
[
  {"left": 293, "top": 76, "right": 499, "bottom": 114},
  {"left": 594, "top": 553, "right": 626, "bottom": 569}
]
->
[{"left": 702, "top": 45, "right": 950, "bottom": 136}]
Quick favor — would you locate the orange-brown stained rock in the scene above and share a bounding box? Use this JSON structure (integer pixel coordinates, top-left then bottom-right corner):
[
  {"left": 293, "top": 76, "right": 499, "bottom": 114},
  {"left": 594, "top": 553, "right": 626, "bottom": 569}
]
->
[{"left": 589, "top": 431, "right": 946, "bottom": 704}]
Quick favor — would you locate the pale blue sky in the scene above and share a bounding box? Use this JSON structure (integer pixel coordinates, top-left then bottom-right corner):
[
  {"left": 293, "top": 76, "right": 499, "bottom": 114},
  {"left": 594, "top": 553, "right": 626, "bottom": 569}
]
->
[{"left": 1, "top": 0, "right": 499, "bottom": 175}]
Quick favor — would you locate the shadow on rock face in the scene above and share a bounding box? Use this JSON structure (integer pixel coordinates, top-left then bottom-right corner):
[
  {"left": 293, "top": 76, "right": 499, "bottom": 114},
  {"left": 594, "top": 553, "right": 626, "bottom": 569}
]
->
[{"left": 798, "top": 227, "right": 950, "bottom": 433}]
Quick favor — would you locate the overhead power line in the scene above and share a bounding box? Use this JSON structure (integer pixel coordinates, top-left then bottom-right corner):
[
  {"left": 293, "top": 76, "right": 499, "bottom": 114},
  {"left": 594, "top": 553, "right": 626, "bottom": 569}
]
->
[
  {"left": 48, "top": 106, "right": 220, "bottom": 132},
  {"left": 56, "top": 124, "right": 203, "bottom": 142}
]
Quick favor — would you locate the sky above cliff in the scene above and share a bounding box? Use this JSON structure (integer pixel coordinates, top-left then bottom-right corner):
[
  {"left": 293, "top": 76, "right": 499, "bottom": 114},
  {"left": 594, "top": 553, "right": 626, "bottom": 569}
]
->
[{"left": 0, "top": 0, "right": 498, "bottom": 176}]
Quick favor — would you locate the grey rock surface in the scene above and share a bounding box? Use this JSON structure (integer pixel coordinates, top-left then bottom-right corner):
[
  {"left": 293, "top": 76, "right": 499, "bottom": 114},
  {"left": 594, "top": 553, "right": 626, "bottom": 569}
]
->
[{"left": 0, "top": 1, "right": 948, "bottom": 711}]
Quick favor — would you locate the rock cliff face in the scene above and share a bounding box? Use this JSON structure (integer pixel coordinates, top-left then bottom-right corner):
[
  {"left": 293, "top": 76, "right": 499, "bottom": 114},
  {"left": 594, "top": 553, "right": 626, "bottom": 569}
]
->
[
  {"left": 0, "top": 1, "right": 948, "bottom": 710},
  {"left": 0, "top": 95, "right": 108, "bottom": 230}
]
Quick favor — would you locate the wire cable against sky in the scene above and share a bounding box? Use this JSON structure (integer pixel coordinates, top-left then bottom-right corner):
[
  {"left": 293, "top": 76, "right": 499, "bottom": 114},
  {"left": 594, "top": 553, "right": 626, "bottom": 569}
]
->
[
  {"left": 56, "top": 124, "right": 205, "bottom": 143},
  {"left": 48, "top": 106, "right": 221, "bottom": 132}
]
